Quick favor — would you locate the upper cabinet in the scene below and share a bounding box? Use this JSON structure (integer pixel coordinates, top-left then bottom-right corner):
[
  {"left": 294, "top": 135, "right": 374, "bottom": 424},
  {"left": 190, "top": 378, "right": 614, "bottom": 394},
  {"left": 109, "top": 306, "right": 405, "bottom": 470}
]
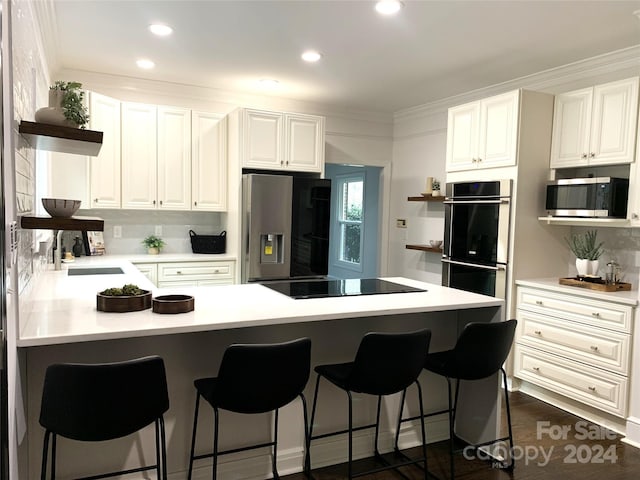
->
[
  {"left": 446, "top": 90, "right": 519, "bottom": 172},
  {"left": 239, "top": 108, "right": 324, "bottom": 173},
  {"left": 89, "top": 92, "right": 121, "bottom": 209},
  {"left": 550, "top": 77, "right": 639, "bottom": 168},
  {"left": 192, "top": 112, "right": 227, "bottom": 211}
]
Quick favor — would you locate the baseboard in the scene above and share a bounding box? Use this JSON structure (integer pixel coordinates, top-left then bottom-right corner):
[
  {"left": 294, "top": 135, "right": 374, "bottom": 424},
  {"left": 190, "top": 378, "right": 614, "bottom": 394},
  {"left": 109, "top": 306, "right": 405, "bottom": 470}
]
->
[
  {"left": 178, "top": 413, "right": 450, "bottom": 480},
  {"left": 622, "top": 416, "right": 640, "bottom": 448}
]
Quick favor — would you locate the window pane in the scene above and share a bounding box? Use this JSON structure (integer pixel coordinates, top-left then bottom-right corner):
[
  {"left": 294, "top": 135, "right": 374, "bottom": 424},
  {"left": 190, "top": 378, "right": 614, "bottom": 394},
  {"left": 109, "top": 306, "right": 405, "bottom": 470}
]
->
[
  {"left": 342, "top": 180, "right": 363, "bottom": 221},
  {"left": 341, "top": 224, "right": 361, "bottom": 263}
]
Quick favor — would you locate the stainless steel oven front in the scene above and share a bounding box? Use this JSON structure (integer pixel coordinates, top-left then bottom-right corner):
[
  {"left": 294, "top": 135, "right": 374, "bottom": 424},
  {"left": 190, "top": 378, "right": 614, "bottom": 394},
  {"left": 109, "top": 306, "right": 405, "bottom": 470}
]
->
[{"left": 442, "top": 179, "right": 512, "bottom": 298}]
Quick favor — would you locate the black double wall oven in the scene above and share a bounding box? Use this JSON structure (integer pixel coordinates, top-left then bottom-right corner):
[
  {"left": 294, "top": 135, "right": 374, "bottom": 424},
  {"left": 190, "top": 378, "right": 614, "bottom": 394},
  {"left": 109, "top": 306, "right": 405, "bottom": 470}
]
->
[{"left": 442, "top": 180, "right": 512, "bottom": 298}]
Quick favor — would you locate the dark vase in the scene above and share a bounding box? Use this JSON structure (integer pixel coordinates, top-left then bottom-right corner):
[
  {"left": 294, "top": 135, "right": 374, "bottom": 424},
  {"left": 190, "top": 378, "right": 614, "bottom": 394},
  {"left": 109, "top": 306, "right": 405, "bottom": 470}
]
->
[{"left": 72, "top": 236, "right": 84, "bottom": 257}]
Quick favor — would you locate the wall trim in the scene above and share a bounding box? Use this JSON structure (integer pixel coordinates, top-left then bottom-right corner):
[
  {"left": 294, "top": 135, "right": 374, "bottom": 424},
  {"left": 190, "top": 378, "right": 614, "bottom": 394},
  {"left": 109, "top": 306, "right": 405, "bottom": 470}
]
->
[{"left": 394, "top": 44, "right": 640, "bottom": 122}]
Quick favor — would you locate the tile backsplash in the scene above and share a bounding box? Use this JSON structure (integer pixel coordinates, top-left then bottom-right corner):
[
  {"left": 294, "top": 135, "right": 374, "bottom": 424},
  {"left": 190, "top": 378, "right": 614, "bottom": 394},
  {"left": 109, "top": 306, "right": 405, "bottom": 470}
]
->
[{"left": 61, "top": 209, "right": 226, "bottom": 256}]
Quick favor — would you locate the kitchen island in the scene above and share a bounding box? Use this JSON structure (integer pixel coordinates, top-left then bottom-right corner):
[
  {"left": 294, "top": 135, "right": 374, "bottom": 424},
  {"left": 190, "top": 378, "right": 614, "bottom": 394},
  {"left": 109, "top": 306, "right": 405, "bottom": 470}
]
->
[{"left": 18, "top": 258, "right": 504, "bottom": 479}]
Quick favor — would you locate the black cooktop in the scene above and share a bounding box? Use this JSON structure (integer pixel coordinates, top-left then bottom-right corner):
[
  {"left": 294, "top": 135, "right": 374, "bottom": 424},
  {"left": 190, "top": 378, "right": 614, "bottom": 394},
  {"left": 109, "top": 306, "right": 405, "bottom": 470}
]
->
[{"left": 263, "top": 278, "right": 426, "bottom": 299}]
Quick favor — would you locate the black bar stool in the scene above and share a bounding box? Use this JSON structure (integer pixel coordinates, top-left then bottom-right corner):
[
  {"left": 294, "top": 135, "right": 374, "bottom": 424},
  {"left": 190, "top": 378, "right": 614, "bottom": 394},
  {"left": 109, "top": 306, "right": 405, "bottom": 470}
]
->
[
  {"left": 307, "top": 329, "right": 431, "bottom": 479},
  {"left": 397, "top": 319, "right": 517, "bottom": 479},
  {"left": 187, "top": 337, "right": 311, "bottom": 480},
  {"left": 39, "top": 355, "right": 170, "bottom": 480}
]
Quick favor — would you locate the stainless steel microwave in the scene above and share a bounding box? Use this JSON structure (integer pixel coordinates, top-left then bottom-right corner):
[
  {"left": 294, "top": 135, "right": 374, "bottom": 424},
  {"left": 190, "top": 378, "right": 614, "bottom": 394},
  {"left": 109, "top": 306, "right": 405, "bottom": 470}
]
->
[{"left": 545, "top": 177, "right": 629, "bottom": 218}]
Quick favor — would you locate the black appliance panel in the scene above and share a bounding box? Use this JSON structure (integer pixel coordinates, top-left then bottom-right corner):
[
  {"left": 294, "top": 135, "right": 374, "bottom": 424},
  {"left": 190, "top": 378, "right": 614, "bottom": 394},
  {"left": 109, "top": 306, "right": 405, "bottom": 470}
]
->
[
  {"left": 263, "top": 278, "right": 426, "bottom": 299},
  {"left": 291, "top": 178, "right": 331, "bottom": 278},
  {"left": 447, "top": 201, "right": 501, "bottom": 265},
  {"left": 445, "top": 263, "right": 497, "bottom": 297}
]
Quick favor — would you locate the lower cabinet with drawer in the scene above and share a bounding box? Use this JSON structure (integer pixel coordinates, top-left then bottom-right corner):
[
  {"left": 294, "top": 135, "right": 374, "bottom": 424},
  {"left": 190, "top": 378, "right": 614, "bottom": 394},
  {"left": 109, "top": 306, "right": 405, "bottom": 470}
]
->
[
  {"left": 134, "top": 259, "right": 235, "bottom": 287},
  {"left": 514, "top": 283, "right": 635, "bottom": 420}
]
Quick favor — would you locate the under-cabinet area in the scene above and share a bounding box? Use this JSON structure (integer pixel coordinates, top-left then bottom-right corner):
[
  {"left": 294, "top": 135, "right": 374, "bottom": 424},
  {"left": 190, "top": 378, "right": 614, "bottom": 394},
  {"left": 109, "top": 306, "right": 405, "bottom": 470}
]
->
[{"left": 512, "top": 280, "right": 638, "bottom": 433}]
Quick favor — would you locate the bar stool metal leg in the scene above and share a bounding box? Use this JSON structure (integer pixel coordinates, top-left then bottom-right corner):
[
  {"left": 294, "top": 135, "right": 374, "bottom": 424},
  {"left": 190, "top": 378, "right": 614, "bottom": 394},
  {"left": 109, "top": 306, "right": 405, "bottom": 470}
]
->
[
  {"left": 273, "top": 408, "right": 280, "bottom": 479},
  {"left": 347, "top": 390, "right": 353, "bottom": 480},
  {"left": 212, "top": 407, "right": 219, "bottom": 480},
  {"left": 187, "top": 393, "right": 201, "bottom": 480}
]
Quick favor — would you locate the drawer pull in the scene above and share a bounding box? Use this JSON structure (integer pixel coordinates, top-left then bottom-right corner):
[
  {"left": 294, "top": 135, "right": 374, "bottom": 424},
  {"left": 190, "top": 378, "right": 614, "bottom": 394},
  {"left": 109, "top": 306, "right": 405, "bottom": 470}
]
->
[
  {"left": 592, "top": 312, "right": 601, "bottom": 317},
  {"left": 588, "top": 386, "right": 597, "bottom": 392},
  {"left": 213, "top": 269, "right": 220, "bottom": 273},
  {"left": 535, "top": 300, "right": 543, "bottom": 305},
  {"left": 534, "top": 330, "right": 542, "bottom": 335},
  {"left": 177, "top": 271, "right": 182, "bottom": 275},
  {"left": 532, "top": 366, "right": 540, "bottom": 372},
  {"left": 590, "top": 345, "right": 599, "bottom": 352}
]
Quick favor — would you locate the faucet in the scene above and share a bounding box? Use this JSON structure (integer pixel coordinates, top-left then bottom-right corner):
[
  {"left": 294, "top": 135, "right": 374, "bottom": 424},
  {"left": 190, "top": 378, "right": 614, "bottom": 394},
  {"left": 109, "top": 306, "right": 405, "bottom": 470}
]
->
[{"left": 53, "top": 229, "right": 63, "bottom": 270}]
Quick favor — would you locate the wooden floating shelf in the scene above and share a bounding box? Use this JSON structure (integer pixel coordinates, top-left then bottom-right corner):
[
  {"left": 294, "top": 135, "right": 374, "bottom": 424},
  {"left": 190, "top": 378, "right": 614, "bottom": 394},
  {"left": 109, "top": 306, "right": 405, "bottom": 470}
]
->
[
  {"left": 405, "top": 244, "right": 443, "bottom": 253},
  {"left": 20, "top": 215, "right": 104, "bottom": 231},
  {"left": 407, "top": 195, "right": 445, "bottom": 202},
  {"left": 19, "top": 121, "right": 103, "bottom": 156}
]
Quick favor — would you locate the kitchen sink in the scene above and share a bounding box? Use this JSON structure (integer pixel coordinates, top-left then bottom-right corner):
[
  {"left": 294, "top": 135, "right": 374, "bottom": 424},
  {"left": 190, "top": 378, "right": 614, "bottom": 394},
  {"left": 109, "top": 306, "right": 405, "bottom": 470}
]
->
[{"left": 67, "top": 267, "right": 124, "bottom": 276}]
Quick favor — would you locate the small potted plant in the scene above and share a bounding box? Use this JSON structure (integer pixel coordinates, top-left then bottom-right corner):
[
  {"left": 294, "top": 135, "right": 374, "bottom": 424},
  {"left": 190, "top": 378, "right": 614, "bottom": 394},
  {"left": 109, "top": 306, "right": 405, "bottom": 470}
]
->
[
  {"left": 142, "top": 235, "right": 165, "bottom": 255},
  {"left": 566, "top": 230, "right": 604, "bottom": 277},
  {"left": 35, "top": 81, "right": 90, "bottom": 128},
  {"left": 431, "top": 180, "right": 441, "bottom": 197}
]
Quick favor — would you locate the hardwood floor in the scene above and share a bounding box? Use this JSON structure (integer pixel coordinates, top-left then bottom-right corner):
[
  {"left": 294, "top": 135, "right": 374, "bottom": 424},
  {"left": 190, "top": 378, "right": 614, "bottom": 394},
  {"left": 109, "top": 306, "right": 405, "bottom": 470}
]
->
[{"left": 285, "top": 391, "right": 640, "bottom": 480}]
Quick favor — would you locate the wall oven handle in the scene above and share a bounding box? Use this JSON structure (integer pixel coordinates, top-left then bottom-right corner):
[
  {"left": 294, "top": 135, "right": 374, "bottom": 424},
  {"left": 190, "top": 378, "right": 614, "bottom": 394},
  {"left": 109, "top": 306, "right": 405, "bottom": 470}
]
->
[
  {"left": 443, "top": 199, "right": 509, "bottom": 205},
  {"left": 441, "top": 258, "right": 506, "bottom": 271}
]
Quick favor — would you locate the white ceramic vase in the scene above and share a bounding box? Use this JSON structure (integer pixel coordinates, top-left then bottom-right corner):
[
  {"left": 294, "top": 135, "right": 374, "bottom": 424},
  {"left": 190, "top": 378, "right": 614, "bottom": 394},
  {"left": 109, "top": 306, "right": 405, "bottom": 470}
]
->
[
  {"left": 34, "top": 89, "right": 78, "bottom": 128},
  {"left": 576, "top": 258, "right": 599, "bottom": 277}
]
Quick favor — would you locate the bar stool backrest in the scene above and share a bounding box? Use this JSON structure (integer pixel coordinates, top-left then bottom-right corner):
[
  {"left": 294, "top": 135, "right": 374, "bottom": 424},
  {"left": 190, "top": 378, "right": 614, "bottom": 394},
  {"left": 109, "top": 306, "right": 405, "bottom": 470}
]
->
[
  {"left": 349, "top": 329, "right": 431, "bottom": 395},
  {"left": 39, "top": 355, "right": 169, "bottom": 442},
  {"left": 450, "top": 319, "right": 517, "bottom": 380},
  {"left": 215, "top": 337, "right": 311, "bottom": 414}
]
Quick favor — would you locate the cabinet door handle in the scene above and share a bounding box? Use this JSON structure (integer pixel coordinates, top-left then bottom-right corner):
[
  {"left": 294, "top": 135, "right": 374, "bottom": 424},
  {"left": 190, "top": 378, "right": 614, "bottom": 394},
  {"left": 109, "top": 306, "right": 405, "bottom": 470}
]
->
[
  {"left": 194, "top": 201, "right": 198, "bottom": 206},
  {"left": 581, "top": 153, "right": 588, "bottom": 159},
  {"left": 590, "top": 345, "right": 599, "bottom": 352},
  {"left": 159, "top": 200, "right": 163, "bottom": 206},
  {"left": 477, "top": 157, "right": 482, "bottom": 162},
  {"left": 534, "top": 330, "right": 542, "bottom": 335},
  {"left": 94, "top": 198, "right": 99, "bottom": 203},
  {"left": 280, "top": 160, "right": 284, "bottom": 165},
  {"left": 592, "top": 312, "right": 601, "bottom": 318},
  {"left": 633, "top": 213, "right": 638, "bottom": 220},
  {"left": 589, "top": 152, "right": 595, "bottom": 158},
  {"left": 153, "top": 200, "right": 156, "bottom": 205}
]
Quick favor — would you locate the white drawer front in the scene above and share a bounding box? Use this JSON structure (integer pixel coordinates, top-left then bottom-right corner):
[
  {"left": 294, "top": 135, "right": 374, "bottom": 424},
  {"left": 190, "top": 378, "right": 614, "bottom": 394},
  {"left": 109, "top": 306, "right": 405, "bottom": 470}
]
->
[
  {"left": 517, "top": 310, "right": 630, "bottom": 374},
  {"left": 517, "top": 287, "right": 632, "bottom": 333},
  {"left": 514, "top": 344, "right": 628, "bottom": 417},
  {"left": 158, "top": 261, "right": 234, "bottom": 282}
]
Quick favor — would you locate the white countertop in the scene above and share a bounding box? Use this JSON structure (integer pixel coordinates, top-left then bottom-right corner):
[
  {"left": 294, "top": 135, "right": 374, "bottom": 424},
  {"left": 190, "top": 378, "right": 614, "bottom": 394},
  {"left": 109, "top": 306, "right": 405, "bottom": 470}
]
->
[
  {"left": 88, "top": 252, "right": 237, "bottom": 263},
  {"left": 19, "top": 258, "right": 503, "bottom": 347},
  {"left": 516, "top": 277, "right": 639, "bottom": 306}
]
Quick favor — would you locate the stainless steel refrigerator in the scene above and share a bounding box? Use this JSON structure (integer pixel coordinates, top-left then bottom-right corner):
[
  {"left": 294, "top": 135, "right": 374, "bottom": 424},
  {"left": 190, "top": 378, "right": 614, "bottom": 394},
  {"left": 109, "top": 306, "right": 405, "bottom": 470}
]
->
[{"left": 242, "top": 173, "right": 331, "bottom": 282}]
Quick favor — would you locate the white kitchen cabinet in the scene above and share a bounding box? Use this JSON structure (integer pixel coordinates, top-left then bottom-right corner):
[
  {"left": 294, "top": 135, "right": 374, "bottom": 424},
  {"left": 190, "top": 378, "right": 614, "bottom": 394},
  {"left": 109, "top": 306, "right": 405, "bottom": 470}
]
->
[
  {"left": 157, "top": 106, "right": 191, "bottom": 210},
  {"left": 550, "top": 77, "right": 639, "bottom": 168},
  {"left": 446, "top": 90, "right": 519, "bottom": 172},
  {"left": 514, "top": 284, "right": 634, "bottom": 418},
  {"left": 239, "top": 108, "right": 324, "bottom": 172},
  {"left": 192, "top": 112, "right": 227, "bottom": 211},
  {"left": 156, "top": 260, "right": 235, "bottom": 287},
  {"left": 121, "top": 102, "right": 157, "bottom": 209},
  {"left": 134, "top": 263, "right": 158, "bottom": 286},
  {"left": 89, "top": 92, "right": 121, "bottom": 209},
  {"left": 121, "top": 103, "right": 192, "bottom": 210}
]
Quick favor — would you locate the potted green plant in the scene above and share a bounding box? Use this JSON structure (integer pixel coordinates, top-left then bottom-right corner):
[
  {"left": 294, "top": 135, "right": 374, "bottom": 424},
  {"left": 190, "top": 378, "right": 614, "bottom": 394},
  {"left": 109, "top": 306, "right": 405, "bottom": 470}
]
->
[
  {"left": 35, "top": 81, "right": 90, "bottom": 128},
  {"left": 431, "top": 179, "right": 441, "bottom": 197},
  {"left": 565, "top": 230, "right": 604, "bottom": 277},
  {"left": 142, "top": 235, "right": 165, "bottom": 255}
]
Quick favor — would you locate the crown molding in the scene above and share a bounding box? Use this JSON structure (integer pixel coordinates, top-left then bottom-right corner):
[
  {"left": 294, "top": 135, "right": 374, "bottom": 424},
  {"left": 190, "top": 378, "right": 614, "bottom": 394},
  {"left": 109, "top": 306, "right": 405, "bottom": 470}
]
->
[{"left": 394, "top": 45, "right": 640, "bottom": 123}]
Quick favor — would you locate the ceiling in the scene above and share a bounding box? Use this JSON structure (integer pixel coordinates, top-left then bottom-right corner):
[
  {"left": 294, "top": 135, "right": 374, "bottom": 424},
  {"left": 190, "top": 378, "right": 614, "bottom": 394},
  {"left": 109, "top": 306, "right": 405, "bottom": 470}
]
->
[{"left": 50, "top": 0, "right": 640, "bottom": 114}]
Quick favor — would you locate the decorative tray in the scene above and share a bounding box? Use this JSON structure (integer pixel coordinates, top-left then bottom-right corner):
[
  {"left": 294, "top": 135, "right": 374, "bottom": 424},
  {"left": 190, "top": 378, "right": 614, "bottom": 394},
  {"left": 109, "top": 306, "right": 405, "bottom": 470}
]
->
[
  {"left": 152, "top": 294, "right": 195, "bottom": 314},
  {"left": 559, "top": 277, "right": 632, "bottom": 292}
]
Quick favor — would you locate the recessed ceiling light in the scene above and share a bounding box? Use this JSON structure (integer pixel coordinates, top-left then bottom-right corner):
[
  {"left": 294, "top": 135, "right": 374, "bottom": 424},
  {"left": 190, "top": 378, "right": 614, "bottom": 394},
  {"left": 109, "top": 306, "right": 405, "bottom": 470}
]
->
[
  {"left": 149, "top": 24, "right": 173, "bottom": 36},
  {"left": 375, "top": 0, "right": 403, "bottom": 15},
  {"left": 301, "top": 50, "right": 323, "bottom": 63},
  {"left": 136, "top": 59, "right": 155, "bottom": 69}
]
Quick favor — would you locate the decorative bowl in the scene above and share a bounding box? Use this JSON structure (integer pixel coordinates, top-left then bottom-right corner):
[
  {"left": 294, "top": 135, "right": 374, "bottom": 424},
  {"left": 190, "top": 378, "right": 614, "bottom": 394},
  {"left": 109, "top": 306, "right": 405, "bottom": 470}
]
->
[
  {"left": 429, "top": 240, "right": 443, "bottom": 249},
  {"left": 153, "top": 295, "right": 195, "bottom": 314},
  {"left": 42, "top": 198, "right": 81, "bottom": 218},
  {"left": 96, "top": 290, "right": 152, "bottom": 313}
]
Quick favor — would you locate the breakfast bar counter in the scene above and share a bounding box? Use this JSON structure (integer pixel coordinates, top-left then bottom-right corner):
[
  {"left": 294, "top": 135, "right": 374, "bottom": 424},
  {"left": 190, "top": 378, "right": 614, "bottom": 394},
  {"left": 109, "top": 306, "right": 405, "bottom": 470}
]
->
[{"left": 17, "top": 259, "right": 504, "bottom": 480}]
